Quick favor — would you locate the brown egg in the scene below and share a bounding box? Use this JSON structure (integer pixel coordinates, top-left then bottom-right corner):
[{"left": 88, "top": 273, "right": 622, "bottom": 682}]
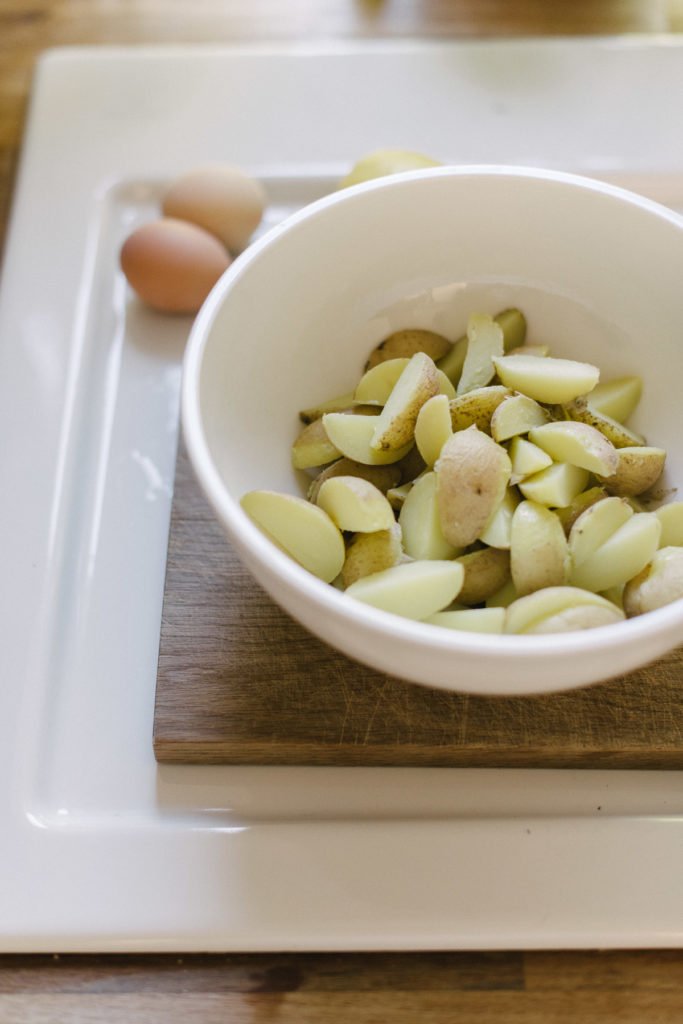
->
[
  {"left": 120, "top": 218, "right": 231, "bottom": 314},
  {"left": 162, "top": 164, "right": 266, "bottom": 253}
]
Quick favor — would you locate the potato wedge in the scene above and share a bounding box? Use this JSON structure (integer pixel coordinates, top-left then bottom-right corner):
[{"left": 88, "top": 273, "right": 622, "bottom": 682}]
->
[
  {"left": 508, "top": 436, "right": 553, "bottom": 483},
  {"left": 298, "top": 391, "right": 358, "bottom": 424},
  {"left": 655, "top": 502, "right": 683, "bottom": 547},
  {"left": 568, "top": 496, "right": 634, "bottom": 569},
  {"left": 456, "top": 547, "right": 511, "bottom": 605},
  {"left": 435, "top": 426, "right": 512, "bottom": 547},
  {"left": 493, "top": 354, "right": 599, "bottom": 404},
  {"left": 485, "top": 578, "right": 518, "bottom": 608},
  {"left": 449, "top": 385, "right": 511, "bottom": 433},
  {"left": 623, "top": 546, "right": 683, "bottom": 616},
  {"left": 479, "top": 487, "right": 520, "bottom": 549},
  {"left": 307, "top": 458, "right": 401, "bottom": 503},
  {"left": 569, "top": 512, "right": 661, "bottom": 592},
  {"left": 341, "top": 522, "right": 403, "bottom": 587},
  {"left": 529, "top": 421, "right": 618, "bottom": 477},
  {"left": 386, "top": 480, "right": 414, "bottom": 511},
  {"left": 241, "top": 490, "right": 345, "bottom": 582},
  {"left": 364, "top": 328, "right": 451, "bottom": 370},
  {"left": 399, "top": 471, "right": 460, "bottom": 560},
  {"left": 555, "top": 486, "right": 608, "bottom": 535},
  {"left": 505, "top": 586, "right": 624, "bottom": 634},
  {"left": 587, "top": 375, "right": 642, "bottom": 423},
  {"left": 370, "top": 352, "right": 440, "bottom": 452},
  {"left": 518, "top": 463, "right": 590, "bottom": 508},
  {"left": 345, "top": 560, "right": 464, "bottom": 620},
  {"left": 322, "top": 412, "right": 413, "bottom": 465},
  {"left": 510, "top": 501, "right": 569, "bottom": 596},
  {"left": 597, "top": 446, "right": 666, "bottom": 497},
  {"left": 414, "top": 394, "right": 453, "bottom": 467},
  {"left": 436, "top": 334, "right": 468, "bottom": 385},
  {"left": 291, "top": 417, "right": 341, "bottom": 470},
  {"left": 457, "top": 313, "right": 504, "bottom": 394},
  {"left": 564, "top": 397, "right": 645, "bottom": 448},
  {"left": 425, "top": 607, "right": 506, "bottom": 633},
  {"left": 355, "top": 357, "right": 409, "bottom": 404},
  {"left": 496, "top": 308, "right": 527, "bottom": 351},
  {"left": 316, "top": 476, "right": 395, "bottom": 532},
  {"left": 507, "top": 344, "right": 549, "bottom": 357},
  {"left": 491, "top": 393, "right": 549, "bottom": 442}
]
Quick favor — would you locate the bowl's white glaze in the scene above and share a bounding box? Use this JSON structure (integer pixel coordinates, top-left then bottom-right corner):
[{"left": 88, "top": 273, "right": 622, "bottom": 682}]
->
[{"left": 182, "top": 166, "right": 683, "bottom": 695}]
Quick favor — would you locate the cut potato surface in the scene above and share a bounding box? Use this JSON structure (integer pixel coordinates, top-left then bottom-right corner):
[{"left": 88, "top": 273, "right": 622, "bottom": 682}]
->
[
  {"left": 508, "top": 436, "right": 553, "bottom": 483},
  {"left": 493, "top": 354, "right": 599, "bottom": 405},
  {"left": 241, "top": 490, "right": 345, "bottom": 583},
  {"left": 505, "top": 586, "right": 624, "bottom": 634},
  {"left": 655, "top": 502, "right": 683, "bottom": 547},
  {"left": 529, "top": 421, "right": 618, "bottom": 477},
  {"left": 480, "top": 487, "right": 520, "bottom": 549},
  {"left": 308, "top": 458, "right": 401, "bottom": 503},
  {"left": 414, "top": 393, "right": 453, "bottom": 467},
  {"left": 449, "top": 385, "right": 511, "bottom": 433},
  {"left": 399, "top": 472, "right": 460, "bottom": 560},
  {"left": 323, "top": 412, "right": 413, "bottom": 465},
  {"left": 457, "top": 313, "right": 504, "bottom": 395},
  {"left": 345, "top": 560, "right": 464, "bottom": 620},
  {"left": 425, "top": 607, "right": 506, "bottom": 633},
  {"left": 491, "top": 393, "right": 548, "bottom": 442},
  {"left": 518, "top": 462, "right": 590, "bottom": 508},
  {"left": 370, "top": 352, "right": 440, "bottom": 452},
  {"left": 292, "top": 417, "right": 341, "bottom": 469},
  {"left": 436, "top": 426, "right": 512, "bottom": 547},
  {"left": 316, "top": 476, "right": 395, "bottom": 532},
  {"left": 568, "top": 496, "right": 634, "bottom": 568},
  {"left": 569, "top": 512, "right": 661, "bottom": 592},
  {"left": 588, "top": 375, "right": 642, "bottom": 423},
  {"left": 565, "top": 397, "right": 645, "bottom": 448},
  {"left": 555, "top": 486, "right": 608, "bottom": 534},
  {"left": 299, "top": 391, "right": 357, "bottom": 424}
]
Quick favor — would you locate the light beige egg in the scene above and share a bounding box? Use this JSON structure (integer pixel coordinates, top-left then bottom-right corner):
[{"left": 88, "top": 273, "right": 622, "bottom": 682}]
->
[
  {"left": 162, "top": 164, "right": 267, "bottom": 252},
  {"left": 120, "top": 218, "right": 231, "bottom": 314}
]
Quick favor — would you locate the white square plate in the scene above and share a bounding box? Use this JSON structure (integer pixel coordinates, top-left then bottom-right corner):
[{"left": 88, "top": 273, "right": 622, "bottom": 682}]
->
[{"left": 1, "top": 40, "right": 682, "bottom": 951}]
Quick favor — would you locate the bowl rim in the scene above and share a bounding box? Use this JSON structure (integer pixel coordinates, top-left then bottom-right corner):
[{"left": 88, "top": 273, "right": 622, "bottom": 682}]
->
[{"left": 182, "top": 163, "right": 683, "bottom": 673}]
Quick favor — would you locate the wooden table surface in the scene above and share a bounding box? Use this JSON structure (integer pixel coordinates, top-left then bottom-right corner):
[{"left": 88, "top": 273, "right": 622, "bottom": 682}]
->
[{"left": 2, "top": 2, "right": 683, "bottom": 1021}]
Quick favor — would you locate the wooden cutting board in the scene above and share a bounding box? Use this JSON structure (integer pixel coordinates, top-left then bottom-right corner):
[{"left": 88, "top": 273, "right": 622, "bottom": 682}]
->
[{"left": 153, "top": 445, "right": 683, "bottom": 767}]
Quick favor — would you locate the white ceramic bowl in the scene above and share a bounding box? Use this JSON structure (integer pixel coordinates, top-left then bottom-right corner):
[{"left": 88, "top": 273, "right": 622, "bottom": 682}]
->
[{"left": 182, "top": 166, "right": 683, "bottom": 696}]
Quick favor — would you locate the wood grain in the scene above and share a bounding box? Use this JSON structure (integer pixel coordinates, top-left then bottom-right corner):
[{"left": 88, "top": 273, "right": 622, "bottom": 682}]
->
[
  {"left": 1, "top": 951, "right": 683, "bottom": 1022},
  {"left": 154, "top": 445, "right": 683, "bottom": 767}
]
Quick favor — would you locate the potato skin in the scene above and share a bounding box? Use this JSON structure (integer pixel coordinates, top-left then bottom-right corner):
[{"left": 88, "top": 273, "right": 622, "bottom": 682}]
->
[{"left": 435, "top": 426, "right": 511, "bottom": 548}]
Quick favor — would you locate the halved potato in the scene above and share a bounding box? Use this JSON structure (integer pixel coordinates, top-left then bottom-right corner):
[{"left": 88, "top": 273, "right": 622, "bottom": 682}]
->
[
  {"left": 555, "top": 486, "right": 608, "bottom": 535},
  {"left": 364, "top": 328, "right": 451, "bottom": 370},
  {"left": 491, "top": 393, "right": 549, "bottom": 442},
  {"left": 316, "top": 476, "right": 395, "bottom": 533},
  {"left": 479, "top": 487, "right": 520, "bottom": 549},
  {"left": 414, "top": 393, "right": 453, "bottom": 467},
  {"left": 425, "top": 607, "right": 506, "bottom": 633},
  {"left": 623, "top": 546, "right": 683, "bottom": 616},
  {"left": 508, "top": 436, "right": 553, "bottom": 483},
  {"left": 355, "top": 357, "right": 409, "bottom": 404},
  {"left": 505, "top": 586, "right": 624, "bottom": 634},
  {"left": 341, "top": 522, "right": 403, "bottom": 587},
  {"left": 569, "top": 512, "right": 661, "bottom": 592},
  {"left": 493, "top": 354, "right": 599, "bottom": 404},
  {"left": 587, "top": 375, "right": 642, "bottom": 423},
  {"left": 518, "top": 463, "right": 590, "bottom": 508},
  {"left": 370, "top": 352, "right": 440, "bottom": 452},
  {"left": 449, "top": 385, "right": 511, "bottom": 433},
  {"left": 510, "top": 500, "right": 569, "bottom": 596},
  {"left": 291, "top": 417, "right": 341, "bottom": 469},
  {"left": 529, "top": 421, "right": 618, "bottom": 477},
  {"left": 323, "top": 412, "right": 413, "bottom": 465},
  {"left": 598, "top": 446, "right": 666, "bottom": 497},
  {"left": 435, "top": 426, "right": 512, "bottom": 547},
  {"left": 399, "top": 471, "right": 460, "bottom": 560},
  {"left": 345, "top": 560, "right": 464, "bottom": 620},
  {"left": 299, "top": 391, "right": 357, "bottom": 424},
  {"left": 456, "top": 313, "right": 504, "bottom": 395},
  {"left": 241, "top": 490, "right": 345, "bottom": 582},
  {"left": 655, "top": 502, "right": 683, "bottom": 547},
  {"left": 568, "top": 496, "right": 634, "bottom": 568},
  {"left": 307, "top": 458, "right": 401, "bottom": 503}
]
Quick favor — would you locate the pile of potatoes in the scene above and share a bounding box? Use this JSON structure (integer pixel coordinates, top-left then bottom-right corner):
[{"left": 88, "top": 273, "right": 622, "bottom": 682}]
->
[{"left": 241, "top": 309, "right": 683, "bottom": 634}]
